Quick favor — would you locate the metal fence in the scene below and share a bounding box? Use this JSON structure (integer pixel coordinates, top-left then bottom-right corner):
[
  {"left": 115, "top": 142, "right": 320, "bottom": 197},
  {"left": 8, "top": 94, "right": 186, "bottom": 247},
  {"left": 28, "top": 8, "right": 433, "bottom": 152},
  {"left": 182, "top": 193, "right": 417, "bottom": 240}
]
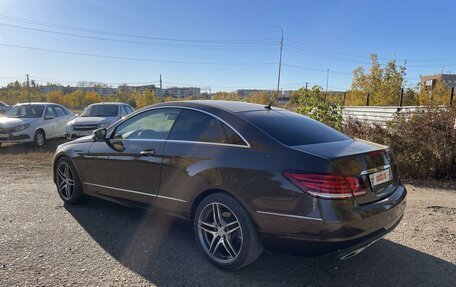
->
[{"left": 342, "top": 106, "right": 448, "bottom": 126}]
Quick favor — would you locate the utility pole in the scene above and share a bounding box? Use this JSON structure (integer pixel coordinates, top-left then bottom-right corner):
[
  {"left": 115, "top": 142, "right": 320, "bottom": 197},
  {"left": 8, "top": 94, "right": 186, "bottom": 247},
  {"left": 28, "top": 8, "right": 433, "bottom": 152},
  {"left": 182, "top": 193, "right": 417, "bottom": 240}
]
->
[
  {"left": 26, "top": 74, "right": 31, "bottom": 103},
  {"left": 305, "top": 82, "right": 308, "bottom": 92},
  {"left": 325, "top": 68, "right": 329, "bottom": 93},
  {"left": 159, "top": 74, "right": 163, "bottom": 102},
  {"left": 276, "top": 27, "right": 283, "bottom": 107}
]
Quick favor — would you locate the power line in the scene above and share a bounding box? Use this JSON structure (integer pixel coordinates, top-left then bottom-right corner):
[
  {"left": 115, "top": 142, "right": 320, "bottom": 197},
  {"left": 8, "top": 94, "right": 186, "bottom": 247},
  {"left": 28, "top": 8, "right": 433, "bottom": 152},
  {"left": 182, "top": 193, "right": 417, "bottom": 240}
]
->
[
  {"left": 0, "top": 42, "right": 276, "bottom": 66},
  {"left": 0, "top": 22, "right": 278, "bottom": 50},
  {"left": 0, "top": 14, "right": 277, "bottom": 44},
  {"left": 282, "top": 63, "right": 352, "bottom": 76}
]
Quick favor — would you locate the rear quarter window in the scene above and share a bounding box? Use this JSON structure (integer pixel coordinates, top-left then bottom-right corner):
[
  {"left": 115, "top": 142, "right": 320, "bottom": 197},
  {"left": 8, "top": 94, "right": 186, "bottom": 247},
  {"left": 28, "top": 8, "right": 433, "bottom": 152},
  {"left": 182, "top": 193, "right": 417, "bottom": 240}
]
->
[{"left": 240, "top": 110, "right": 349, "bottom": 146}]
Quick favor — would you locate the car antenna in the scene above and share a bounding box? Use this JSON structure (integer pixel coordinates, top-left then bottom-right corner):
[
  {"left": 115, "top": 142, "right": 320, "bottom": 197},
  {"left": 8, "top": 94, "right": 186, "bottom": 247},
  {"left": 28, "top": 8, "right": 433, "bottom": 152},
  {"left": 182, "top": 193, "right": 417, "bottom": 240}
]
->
[{"left": 264, "top": 102, "right": 272, "bottom": 110}]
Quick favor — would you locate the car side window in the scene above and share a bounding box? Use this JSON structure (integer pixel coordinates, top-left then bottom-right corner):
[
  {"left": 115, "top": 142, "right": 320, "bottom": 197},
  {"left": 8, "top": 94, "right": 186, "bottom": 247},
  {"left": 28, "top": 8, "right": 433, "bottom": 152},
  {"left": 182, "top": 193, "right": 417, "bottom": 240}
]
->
[
  {"left": 53, "top": 106, "right": 66, "bottom": 117},
  {"left": 222, "top": 123, "right": 247, "bottom": 146},
  {"left": 45, "top": 106, "right": 55, "bottom": 118},
  {"left": 168, "top": 110, "right": 227, "bottom": 144},
  {"left": 120, "top": 106, "right": 128, "bottom": 117},
  {"left": 112, "top": 109, "right": 180, "bottom": 140}
]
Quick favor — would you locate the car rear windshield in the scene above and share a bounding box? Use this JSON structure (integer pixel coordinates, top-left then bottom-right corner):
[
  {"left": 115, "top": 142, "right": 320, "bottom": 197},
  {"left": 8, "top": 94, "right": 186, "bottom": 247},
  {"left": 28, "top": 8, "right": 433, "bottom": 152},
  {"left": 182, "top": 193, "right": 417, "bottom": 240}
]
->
[
  {"left": 81, "top": 104, "right": 118, "bottom": 117},
  {"left": 5, "top": 105, "right": 45, "bottom": 118},
  {"left": 241, "top": 110, "right": 350, "bottom": 146}
]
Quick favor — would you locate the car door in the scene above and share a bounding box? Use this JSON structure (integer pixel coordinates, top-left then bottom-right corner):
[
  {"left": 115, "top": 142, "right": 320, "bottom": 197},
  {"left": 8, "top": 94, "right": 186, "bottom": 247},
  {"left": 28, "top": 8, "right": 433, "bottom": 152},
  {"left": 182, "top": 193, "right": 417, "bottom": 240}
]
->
[
  {"left": 83, "top": 108, "right": 181, "bottom": 207},
  {"left": 52, "top": 105, "right": 68, "bottom": 136},
  {"left": 43, "top": 105, "right": 58, "bottom": 138}
]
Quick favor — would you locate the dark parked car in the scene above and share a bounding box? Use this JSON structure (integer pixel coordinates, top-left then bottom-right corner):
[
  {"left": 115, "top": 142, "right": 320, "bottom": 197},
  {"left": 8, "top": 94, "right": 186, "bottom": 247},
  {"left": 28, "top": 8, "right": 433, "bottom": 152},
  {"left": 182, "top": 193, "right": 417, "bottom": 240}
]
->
[{"left": 52, "top": 100, "right": 406, "bottom": 270}]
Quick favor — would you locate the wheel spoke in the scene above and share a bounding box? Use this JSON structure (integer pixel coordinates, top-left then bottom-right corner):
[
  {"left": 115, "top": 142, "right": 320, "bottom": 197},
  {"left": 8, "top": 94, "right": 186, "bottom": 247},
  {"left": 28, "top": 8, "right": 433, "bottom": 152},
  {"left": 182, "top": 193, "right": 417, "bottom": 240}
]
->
[
  {"left": 198, "top": 221, "right": 217, "bottom": 235},
  {"left": 57, "top": 169, "right": 65, "bottom": 180},
  {"left": 67, "top": 179, "right": 75, "bottom": 186},
  {"left": 210, "top": 239, "right": 222, "bottom": 256},
  {"left": 212, "top": 203, "right": 222, "bottom": 226},
  {"left": 222, "top": 238, "right": 237, "bottom": 258},
  {"left": 224, "top": 220, "right": 240, "bottom": 235},
  {"left": 64, "top": 164, "right": 69, "bottom": 177},
  {"left": 58, "top": 181, "right": 66, "bottom": 192},
  {"left": 208, "top": 235, "right": 220, "bottom": 255},
  {"left": 64, "top": 184, "right": 70, "bottom": 198}
]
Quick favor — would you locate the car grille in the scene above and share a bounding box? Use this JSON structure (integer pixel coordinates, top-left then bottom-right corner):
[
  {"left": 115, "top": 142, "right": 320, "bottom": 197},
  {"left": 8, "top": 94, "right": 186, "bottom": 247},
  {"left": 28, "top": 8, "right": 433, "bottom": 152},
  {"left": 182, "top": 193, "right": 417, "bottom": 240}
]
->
[
  {"left": 73, "top": 124, "right": 98, "bottom": 131},
  {"left": 0, "top": 127, "right": 14, "bottom": 133}
]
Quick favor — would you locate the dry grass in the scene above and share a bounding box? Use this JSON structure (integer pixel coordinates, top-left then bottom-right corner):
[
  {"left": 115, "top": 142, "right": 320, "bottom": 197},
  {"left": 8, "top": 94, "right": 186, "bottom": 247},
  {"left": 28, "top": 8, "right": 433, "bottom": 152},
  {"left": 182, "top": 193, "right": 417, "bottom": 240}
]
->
[{"left": 0, "top": 138, "right": 66, "bottom": 165}]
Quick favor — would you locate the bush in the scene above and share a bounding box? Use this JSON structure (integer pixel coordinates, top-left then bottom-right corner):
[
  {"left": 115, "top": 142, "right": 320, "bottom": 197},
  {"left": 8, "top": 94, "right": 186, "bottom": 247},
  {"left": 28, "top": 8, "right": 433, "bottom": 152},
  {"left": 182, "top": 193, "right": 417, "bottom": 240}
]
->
[
  {"left": 342, "top": 108, "right": 456, "bottom": 179},
  {"left": 295, "top": 85, "right": 343, "bottom": 129}
]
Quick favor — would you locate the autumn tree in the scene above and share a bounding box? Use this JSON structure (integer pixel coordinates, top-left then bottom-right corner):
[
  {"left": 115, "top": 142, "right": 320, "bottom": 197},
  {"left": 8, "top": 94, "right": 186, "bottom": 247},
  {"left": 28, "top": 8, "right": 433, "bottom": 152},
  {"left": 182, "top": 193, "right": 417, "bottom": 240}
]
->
[
  {"left": 419, "top": 80, "right": 451, "bottom": 106},
  {"left": 211, "top": 92, "right": 240, "bottom": 101},
  {"left": 348, "top": 54, "right": 407, "bottom": 106},
  {"left": 45, "top": 90, "right": 65, "bottom": 105},
  {"left": 247, "top": 91, "right": 275, "bottom": 105},
  {"left": 135, "top": 89, "right": 158, "bottom": 108},
  {"left": 83, "top": 92, "right": 100, "bottom": 106}
]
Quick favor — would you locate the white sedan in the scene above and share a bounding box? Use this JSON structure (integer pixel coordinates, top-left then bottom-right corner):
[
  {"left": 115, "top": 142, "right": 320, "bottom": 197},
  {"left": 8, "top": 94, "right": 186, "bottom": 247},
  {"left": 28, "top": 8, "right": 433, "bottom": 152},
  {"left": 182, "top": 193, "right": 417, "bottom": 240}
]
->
[{"left": 0, "top": 102, "right": 76, "bottom": 147}]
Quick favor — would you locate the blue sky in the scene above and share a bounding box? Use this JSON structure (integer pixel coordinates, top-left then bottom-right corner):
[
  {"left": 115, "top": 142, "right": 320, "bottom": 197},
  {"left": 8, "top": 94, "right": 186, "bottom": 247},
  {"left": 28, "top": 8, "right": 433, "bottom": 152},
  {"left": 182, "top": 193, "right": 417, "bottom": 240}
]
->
[{"left": 0, "top": 0, "right": 455, "bottom": 92}]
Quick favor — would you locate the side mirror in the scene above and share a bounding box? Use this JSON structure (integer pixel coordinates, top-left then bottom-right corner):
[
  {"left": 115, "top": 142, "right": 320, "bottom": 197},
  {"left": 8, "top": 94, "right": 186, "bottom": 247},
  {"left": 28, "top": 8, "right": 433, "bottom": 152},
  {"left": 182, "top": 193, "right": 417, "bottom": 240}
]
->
[
  {"left": 45, "top": 115, "right": 55, "bottom": 120},
  {"left": 93, "top": 128, "right": 107, "bottom": 141}
]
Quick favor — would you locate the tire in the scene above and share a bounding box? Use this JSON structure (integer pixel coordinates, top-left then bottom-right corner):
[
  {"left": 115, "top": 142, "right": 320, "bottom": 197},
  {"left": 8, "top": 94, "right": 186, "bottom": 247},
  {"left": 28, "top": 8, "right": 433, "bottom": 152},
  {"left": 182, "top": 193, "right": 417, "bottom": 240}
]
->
[
  {"left": 193, "top": 193, "right": 263, "bottom": 271},
  {"left": 33, "top": 130, "right": 45, "bottom": 147},
  {"left": 55, "top": 157, "right": 87, "bottom": 204}
]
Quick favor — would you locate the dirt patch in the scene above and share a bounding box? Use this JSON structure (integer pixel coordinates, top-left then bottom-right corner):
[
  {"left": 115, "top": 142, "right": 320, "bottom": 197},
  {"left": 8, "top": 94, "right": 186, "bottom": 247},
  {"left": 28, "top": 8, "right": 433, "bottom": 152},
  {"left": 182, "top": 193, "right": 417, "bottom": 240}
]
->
[
  {"left": 427, "top": 205, "right": 456, "bottom": 216},
  {"left": 0, "top": 150, "right": 455, "bottom": 286}
]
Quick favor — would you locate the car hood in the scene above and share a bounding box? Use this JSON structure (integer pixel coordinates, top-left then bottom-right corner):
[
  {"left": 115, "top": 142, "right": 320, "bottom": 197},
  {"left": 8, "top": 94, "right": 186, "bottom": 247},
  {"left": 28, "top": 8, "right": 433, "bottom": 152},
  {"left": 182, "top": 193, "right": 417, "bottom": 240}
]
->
[
  {"left": 0, "top": 117, "right": 37, "bottom": 128},
  {"left": 72, "top": 116, "right": 118, "bottom": 125}
]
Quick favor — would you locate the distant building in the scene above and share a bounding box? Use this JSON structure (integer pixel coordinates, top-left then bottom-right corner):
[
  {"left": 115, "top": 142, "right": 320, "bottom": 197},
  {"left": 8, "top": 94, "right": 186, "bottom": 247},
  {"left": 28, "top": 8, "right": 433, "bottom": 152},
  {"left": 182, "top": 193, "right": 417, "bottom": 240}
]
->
[
  {"left": 421, "top": 74, "right": 456, "bottom": 90},
  {"left": 39, "top": 85, "right": 63, "bottom": 94},
  {"left": 236, "top": 89, "right": 274, "bottom": 98},
  {"left": 117, "top": 85, "right": 159, "bottom": 95},
  {"left": 39, "top": 85, "right": 117, "bottom": 95},
  {"left": 165, "top": 87, "right": 200, "bottom": 98},
  {"left": 118, "top": 84, "right": 201, "bottom": 98}
]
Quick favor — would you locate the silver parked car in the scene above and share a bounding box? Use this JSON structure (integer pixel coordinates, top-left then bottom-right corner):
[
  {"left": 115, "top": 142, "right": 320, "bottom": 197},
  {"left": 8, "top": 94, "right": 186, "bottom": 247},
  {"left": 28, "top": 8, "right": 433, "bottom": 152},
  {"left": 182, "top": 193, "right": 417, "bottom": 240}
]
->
[
  {"left": 66, "top": 103, "right": 134, "bottom": 140},
  {"left": 0, "top": 102, "right": 76, "bottom": 146}
]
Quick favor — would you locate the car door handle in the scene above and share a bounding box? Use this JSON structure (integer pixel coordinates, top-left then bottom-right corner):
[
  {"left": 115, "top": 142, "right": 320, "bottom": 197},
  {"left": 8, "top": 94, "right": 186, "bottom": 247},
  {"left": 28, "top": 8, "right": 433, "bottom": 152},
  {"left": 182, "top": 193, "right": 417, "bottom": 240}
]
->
[{"left": 139, "top": 149, "right": 155, "bottom": 157}]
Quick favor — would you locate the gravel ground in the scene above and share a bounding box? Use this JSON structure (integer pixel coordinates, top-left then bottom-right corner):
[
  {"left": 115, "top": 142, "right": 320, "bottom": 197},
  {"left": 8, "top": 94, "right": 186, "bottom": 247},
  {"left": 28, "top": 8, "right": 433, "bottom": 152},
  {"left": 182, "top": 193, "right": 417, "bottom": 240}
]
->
[{"left": 0, "top": 145, "right": 455, "bottom": 286}]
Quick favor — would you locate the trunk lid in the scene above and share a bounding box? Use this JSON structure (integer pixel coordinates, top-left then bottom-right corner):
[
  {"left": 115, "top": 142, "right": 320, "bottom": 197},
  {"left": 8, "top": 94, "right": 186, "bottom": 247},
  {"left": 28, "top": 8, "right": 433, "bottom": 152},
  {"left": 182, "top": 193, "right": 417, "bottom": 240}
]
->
[{"left": 292, "top": 139, "right": 400, "bottom": 204}]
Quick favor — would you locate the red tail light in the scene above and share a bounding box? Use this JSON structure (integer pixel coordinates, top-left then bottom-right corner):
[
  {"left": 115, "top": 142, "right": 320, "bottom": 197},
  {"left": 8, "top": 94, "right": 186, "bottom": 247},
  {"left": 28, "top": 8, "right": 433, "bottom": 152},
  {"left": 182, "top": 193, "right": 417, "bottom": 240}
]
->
[{"left": 283, "top": 171, "right": 366, "bottom": 199}]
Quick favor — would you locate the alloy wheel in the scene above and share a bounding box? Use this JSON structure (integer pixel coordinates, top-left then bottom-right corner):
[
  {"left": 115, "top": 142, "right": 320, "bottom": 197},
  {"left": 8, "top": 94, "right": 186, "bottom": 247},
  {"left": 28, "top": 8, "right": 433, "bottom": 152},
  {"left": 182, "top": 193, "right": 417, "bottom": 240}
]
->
[
  {"left": 197, "top": 202, "right": 243, "bottom": 264},
  {"left": 57, "top": 162, "right": 75, "bottom": 200},
  {"left": 36, "top": 132, "right": 44, "bottom": 146}
]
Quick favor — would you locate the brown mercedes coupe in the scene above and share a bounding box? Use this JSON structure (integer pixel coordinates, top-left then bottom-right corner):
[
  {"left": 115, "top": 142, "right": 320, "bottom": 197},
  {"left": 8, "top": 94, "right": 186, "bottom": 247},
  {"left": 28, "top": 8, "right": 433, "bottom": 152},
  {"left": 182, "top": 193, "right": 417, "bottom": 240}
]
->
[{"left": 53, "top": 100, "right": 406, "bottom": 270}]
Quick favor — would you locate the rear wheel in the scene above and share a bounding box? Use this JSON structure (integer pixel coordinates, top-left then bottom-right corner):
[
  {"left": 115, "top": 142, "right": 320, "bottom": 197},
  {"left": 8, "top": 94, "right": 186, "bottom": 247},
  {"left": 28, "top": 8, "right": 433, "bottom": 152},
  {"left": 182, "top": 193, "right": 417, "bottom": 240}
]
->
[
  {"left": 193, "top": 193, "right": 263, "bottom": 271},
  {"left": 33, "top": 130, "right": 45, "bottom": 147},
  {"left": 55, "top": 157, "right": 86, "bottom": 204}
]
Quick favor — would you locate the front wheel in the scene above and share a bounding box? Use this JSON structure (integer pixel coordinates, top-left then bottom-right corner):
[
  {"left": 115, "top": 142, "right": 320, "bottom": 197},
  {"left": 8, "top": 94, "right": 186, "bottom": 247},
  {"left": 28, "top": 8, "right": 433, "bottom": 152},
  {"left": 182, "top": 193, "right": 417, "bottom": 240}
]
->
[
  {"left": 55, "top": 157, "right": 87, "bottom": 204},
  {"left": 193, "top": 193, "right": 263, "bottom": 271},
  {"left": 33, "top": 130, "right": 45, "bottom": 147}
]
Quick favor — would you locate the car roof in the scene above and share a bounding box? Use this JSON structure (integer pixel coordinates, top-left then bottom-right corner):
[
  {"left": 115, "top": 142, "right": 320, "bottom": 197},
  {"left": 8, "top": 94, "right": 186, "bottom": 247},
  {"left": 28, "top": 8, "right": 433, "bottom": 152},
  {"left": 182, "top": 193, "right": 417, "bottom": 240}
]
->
[
  {"left": 88, "top": 102, "right": 126, "bottom": 106},
  {"left": 15, "top": 102, "right": 57, "bottom": 106},
  {"left": 156, "top": 100, "right": 284, "bottom": 114}
]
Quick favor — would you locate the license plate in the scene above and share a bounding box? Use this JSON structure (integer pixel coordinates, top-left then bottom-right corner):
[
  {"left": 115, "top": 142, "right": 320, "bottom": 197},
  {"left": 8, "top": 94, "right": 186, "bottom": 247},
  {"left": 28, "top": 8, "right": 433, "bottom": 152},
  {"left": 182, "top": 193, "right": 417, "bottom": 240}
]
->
[
  {"left": 75, "top": 131, "right": 92, "bottom": 136},
  {"left": 369, "top": 168, "right": 392, "bottom": 186},
  {"left": 0, "top": 133, "right": 8, "bottom": 138}
]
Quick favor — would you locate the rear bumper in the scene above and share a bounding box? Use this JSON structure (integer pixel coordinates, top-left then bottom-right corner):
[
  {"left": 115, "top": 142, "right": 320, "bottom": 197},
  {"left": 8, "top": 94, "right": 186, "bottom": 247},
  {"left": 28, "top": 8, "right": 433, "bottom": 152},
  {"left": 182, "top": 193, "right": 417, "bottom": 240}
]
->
[{"left": 257, "top": 184, "right": 407, "bottom": 256}]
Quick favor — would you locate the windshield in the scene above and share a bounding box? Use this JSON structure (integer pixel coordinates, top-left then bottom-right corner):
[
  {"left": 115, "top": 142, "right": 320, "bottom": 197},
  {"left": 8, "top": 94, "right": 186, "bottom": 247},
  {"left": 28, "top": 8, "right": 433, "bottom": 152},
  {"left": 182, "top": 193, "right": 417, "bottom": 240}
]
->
[
  {"left": 5, "top": 105, "right": 45, "bottom": 118},
  {"left": 81, "top": 104, "right": 119, "bottom": 117}
]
